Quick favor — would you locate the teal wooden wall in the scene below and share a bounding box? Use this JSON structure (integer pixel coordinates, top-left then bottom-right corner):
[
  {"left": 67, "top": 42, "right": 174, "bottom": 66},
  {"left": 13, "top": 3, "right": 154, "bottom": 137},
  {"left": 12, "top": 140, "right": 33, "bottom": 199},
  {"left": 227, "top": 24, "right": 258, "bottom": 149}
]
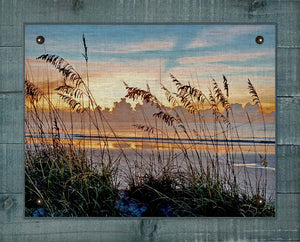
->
[{"left": 0, "top": 0, "right": 299, "bottom": 241}]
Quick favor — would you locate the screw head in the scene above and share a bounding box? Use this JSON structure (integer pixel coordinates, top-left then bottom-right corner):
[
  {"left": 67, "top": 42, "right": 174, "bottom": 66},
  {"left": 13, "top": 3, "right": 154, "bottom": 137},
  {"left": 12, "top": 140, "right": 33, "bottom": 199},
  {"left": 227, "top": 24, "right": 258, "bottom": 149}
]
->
[
  {"left": 256, "top": 36, "right": 264, "bottom": 44},
  {"left": 36, "top": 197, "right": 44, "bottom": 206},
  {"left": 36, "top": 36, "right": 45, "bottom": 44},
  {"left": 256, "top": 198, "right": 265, "bottom": 207}
]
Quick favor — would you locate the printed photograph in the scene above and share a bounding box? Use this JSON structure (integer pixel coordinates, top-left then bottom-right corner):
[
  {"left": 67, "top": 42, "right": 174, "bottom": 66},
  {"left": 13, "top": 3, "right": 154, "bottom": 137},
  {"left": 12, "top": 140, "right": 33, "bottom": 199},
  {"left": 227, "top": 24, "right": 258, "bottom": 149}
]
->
[{"left": 25, "top": 25, "right": 275, "bottom": 217}]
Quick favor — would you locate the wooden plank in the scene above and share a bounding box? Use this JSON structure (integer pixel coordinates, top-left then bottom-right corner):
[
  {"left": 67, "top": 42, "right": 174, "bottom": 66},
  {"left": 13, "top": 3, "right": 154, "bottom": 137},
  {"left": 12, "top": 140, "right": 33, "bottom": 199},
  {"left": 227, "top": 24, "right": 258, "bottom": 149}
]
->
[
  {"left": 0, "top": 0, "right": 299, "bottom": 241},
  {"left": 0, "top": 194, "right": 23, "bottom": 224},
  {"left": 277, "top": 97, "right": 300, "bottom": 145},
  {"left": 0, "top": 25, "right": 22, "bottom": 47},
  {"left": 276, "top": 193, "right": 300, "bottom": 234},
  {"left": 1, "top": 194, "right": 299, "bottom": 241},
  {"left": 0, "top": 1, "right": 299, "bottom": 47},
  {"left": 0, "top": 93, "right": 24, "bottom": 144},
  {"left": 277, "top": 48, "right": 300, "bottom": 97},
  {"left": 277, "top": 145, "right": 300, "bottom": 193},
  {"left": 0, "top": 47, "right": 23, "bottom": 92},
  {"left": 0, "top": 144, "right": 24, "bottom": 194},
  {"left": 2, "top": 233, "right": 140, "bottom": 242}
]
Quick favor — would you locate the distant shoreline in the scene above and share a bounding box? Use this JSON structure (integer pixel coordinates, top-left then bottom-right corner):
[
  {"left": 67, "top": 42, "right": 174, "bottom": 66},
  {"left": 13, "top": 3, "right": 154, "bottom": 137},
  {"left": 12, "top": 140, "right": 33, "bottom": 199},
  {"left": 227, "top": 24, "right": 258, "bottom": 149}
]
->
[{"left": 25, "top": 132, "right": 275, "bottom": 145}]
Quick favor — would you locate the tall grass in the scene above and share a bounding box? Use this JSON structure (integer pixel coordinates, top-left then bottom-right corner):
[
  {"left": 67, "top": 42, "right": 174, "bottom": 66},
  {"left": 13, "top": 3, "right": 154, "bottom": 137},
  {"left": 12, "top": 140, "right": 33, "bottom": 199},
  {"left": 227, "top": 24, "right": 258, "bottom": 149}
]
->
[
  {"left": 122, "top": 74, "right": 274, "bottom": 217},
  {"left": 25, "top": 36, "right": 122, "bottom": 217},
  {"left": 25, "top": 36, "right": 275, "bottom": 217}
]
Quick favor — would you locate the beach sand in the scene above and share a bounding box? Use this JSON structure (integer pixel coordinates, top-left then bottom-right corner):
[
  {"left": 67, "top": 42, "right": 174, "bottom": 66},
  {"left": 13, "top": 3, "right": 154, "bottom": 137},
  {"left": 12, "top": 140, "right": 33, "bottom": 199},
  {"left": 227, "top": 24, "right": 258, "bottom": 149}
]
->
[
  {"left": 85, "top": 146, "right": 276, "bottom": 200},
  {"left": 25, "top": 138, "right": 276, "bottom": 201}
]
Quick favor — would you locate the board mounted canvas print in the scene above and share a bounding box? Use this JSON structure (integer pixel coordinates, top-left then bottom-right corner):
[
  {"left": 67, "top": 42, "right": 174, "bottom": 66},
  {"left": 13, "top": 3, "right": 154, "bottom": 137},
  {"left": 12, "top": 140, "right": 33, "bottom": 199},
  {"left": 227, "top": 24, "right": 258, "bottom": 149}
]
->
[{"left": 24, "top": 24, "right": 275, "bottom": 217}]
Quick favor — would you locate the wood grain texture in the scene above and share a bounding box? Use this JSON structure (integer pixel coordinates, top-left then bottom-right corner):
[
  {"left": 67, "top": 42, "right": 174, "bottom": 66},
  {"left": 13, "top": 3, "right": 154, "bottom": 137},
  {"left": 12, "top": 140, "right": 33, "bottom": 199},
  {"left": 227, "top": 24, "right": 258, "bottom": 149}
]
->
[
  {"left": 0, "top": 47, "right": 23, "bottom": 92},
  {"left": 0, "top": 25, "right": 22, "bottom": 47},
  {"left": 277, "top": 145, "right": 300, "bottom": 193},
  {"left": 0, "top": 194, "right": 23, "bottom": 224},
  {"left": 0, "top": 93, "right": 24, "bottom": 144},
  {"left": 0, "top": 1, "right": 299, "bottom": 46},
  {"left": 0, "top": 0, "right": 299, "bottom": 241},
  {"left": 277, "top": 97, "right": 300, "bottom": 145},
  {"left": 0, "top": 144, "right": 24, "bottom": 194},
  {"left": 1, "top": 194, "right": 299, "bottom": 241},
  {"left": 277, "top": 48, "right": 300, "bottom": 97}
]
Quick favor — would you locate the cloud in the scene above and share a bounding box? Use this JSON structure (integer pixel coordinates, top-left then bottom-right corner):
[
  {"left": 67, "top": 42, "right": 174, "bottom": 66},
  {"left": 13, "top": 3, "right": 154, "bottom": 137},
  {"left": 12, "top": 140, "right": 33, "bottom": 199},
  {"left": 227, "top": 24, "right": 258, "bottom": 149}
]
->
[
  {"left": 85, "top": 58, "right": 167, "bottom": 84},
  {"left": 177, "top": 49, "right": 274, "bottom": 64},
  {"left": 26, "top": 57, "right": 169, "bottom": 110},
  {"left": 187, "top": 25, "right": 268, "bottom": 49},
  {"left": 161, "top": 66, "right": 275, "bottom": 113},
  {"left": 26, "top": 57, "right": 167, "bottom": 80},
  {"left": 187, "top": 39, "right": 214, "bottom": 49},
  {"left": 93, "top": 40, "right": 176, "bottom": 54},
  {"left": 167, "top": 64, "right": 274, "bottom": 79},
  {"left": 25, "top": 51, "right": 275, "bottom": 113}
]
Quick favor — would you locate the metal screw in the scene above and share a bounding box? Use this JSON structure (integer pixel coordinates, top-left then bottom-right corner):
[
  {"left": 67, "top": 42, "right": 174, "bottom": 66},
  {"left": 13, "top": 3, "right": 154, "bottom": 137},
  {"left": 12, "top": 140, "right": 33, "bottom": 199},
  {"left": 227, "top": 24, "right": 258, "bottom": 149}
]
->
[
  {"left": 36, "top": 36, "right": 45, "bottom": 44},
  {"left": 36, "top": 197, "right": 44, "bottom": 206},
  {"left": 256, "top": 36, "right": 264, "bottom": 44}
]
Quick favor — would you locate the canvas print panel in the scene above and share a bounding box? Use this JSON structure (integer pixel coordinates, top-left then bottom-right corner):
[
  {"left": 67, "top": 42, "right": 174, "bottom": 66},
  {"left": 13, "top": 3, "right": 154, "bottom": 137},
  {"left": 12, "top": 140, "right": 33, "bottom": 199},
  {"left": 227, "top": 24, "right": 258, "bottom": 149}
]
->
[{"left": 25, "top": 25, "right": 275, "bottom": 217}]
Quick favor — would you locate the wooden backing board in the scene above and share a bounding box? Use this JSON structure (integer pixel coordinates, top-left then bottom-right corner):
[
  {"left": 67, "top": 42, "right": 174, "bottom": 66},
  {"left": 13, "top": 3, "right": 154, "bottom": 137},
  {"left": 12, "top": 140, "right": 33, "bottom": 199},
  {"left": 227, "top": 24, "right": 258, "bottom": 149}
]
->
[{"left": 0, "top": 0, "right": 299, "bottom": 241}]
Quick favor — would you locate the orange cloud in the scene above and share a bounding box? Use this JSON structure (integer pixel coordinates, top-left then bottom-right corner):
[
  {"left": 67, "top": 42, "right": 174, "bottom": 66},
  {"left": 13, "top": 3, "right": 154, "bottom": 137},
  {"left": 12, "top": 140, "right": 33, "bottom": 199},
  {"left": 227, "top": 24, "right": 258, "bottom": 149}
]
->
[{"left": 93, "top": 40, "right": 175, "bottom": 54}]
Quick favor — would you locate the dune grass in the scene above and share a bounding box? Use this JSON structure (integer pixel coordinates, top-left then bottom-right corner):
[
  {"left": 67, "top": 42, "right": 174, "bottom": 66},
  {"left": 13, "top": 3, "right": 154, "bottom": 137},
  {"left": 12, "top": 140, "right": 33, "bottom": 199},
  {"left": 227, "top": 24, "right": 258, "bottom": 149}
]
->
[{"left": 25, "top": 146, "right": 119, "bottom": 217}]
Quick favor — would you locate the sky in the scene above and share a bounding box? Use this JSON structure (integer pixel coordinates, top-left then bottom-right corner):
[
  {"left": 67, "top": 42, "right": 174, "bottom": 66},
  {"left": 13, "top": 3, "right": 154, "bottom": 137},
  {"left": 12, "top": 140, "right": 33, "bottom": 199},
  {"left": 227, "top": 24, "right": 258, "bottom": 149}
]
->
[{"left": 25, "top": 24, "right": 275, "bottom": 112}]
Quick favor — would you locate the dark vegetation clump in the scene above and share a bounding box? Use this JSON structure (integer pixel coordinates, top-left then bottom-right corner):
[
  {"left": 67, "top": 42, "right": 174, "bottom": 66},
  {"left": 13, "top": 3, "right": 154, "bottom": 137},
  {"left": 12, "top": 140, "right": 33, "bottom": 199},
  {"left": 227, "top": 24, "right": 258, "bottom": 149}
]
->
[
  {"left": 123, "top": 173, "right": 274, "bottom": 217},
  {"left": 25, "top": 146, "right": 119, "bottom": 217}
]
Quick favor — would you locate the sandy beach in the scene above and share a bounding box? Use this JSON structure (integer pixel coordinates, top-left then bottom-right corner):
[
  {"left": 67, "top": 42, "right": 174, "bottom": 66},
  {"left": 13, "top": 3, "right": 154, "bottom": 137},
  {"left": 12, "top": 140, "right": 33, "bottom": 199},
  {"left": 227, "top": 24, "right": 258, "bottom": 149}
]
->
[{"left": 82, "top": 144, "right": 276, "bottom": 200}]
